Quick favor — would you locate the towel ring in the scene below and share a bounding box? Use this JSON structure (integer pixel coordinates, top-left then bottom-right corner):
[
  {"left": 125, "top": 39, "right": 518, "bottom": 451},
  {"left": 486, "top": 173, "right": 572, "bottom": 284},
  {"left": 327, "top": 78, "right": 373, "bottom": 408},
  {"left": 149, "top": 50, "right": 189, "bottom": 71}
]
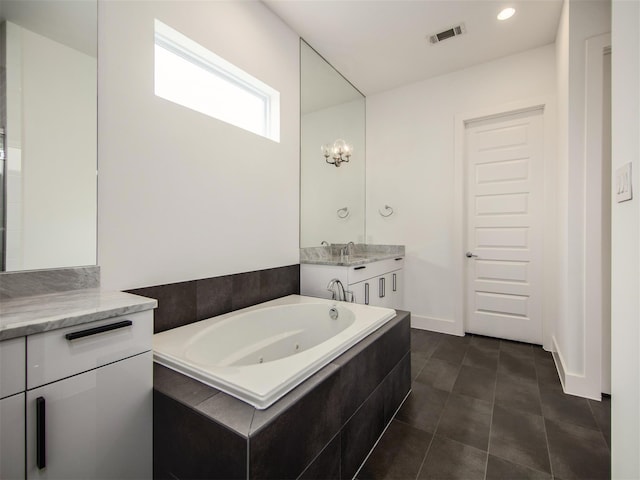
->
[
  {"left": 337, "top": 207, "right": 350, "bottom": 219},
  {"left": 378, "top": 205, "right": 394, "bottom": 217}
]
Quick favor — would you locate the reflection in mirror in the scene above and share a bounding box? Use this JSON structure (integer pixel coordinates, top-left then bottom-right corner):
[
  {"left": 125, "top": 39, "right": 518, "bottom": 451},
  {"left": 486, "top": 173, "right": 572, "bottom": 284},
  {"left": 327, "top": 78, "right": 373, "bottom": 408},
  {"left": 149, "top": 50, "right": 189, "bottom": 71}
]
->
[
  {"left": 0, "top": 0, "right": 97, "bottom": 271},
  {"left": 300, "top": 39, "right": 365, "bottom": 248}
]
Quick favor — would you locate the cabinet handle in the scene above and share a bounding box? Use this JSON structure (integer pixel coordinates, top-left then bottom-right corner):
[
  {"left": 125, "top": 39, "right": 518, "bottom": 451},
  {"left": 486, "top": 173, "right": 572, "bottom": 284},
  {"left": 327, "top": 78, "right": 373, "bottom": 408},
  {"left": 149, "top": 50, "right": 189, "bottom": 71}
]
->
[
  {"left": 36, "top": 397, "right": 46, "bottom": 469},
  {"left": 393, "top": 273, "right": 397, "bottom": 292},
  {"left": 395, "top": 257, "right": 403, "bottom": 261},
  {"left": 365, "top": 283, "right": 369, "bottom": 305},
  {"left": 65, "top": 320, "right": 133, "bottom": 341},
  {"left": 379, "top": 277, "right": 385, "bottom": 298},
  {"left": 354, "top": 266, "right": 366, "bottom": 270}
]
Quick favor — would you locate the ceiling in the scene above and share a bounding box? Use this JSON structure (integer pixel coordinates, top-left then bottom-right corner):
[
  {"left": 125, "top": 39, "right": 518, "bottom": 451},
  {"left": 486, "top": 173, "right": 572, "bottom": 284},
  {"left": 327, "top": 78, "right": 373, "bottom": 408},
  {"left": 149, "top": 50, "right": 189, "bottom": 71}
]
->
[
  {"left": 1, "top": 0, "right": 97, "bottom": 57},
  {"left": 263, "top": 0, "right": 563, "bottom": 95}
]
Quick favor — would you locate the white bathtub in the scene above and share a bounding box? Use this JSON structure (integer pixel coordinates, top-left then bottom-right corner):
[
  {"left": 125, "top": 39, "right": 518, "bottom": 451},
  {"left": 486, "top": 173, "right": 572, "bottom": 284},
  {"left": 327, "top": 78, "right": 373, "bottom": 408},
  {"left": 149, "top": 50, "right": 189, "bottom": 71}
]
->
[{"left": 153, "top": 295, "right": 396, "bottom": 409}]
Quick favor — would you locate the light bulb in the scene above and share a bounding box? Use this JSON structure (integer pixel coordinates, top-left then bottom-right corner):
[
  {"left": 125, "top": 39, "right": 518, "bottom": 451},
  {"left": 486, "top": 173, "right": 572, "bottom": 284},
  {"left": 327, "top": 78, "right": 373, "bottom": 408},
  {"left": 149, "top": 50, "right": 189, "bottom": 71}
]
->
[
  {"left": 333, "top": 139, "right": 347, "bottom": 153},
  {"left": 497, "top": 7, "right": 515, "bottom": 20}
]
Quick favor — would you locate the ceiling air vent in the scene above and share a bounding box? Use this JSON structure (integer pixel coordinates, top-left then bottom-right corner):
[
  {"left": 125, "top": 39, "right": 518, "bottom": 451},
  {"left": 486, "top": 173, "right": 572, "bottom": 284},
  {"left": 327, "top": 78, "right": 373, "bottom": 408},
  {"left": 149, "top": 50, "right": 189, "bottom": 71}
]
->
[{"left": 429, "top": 23, "right": 466, "bottom": 44}]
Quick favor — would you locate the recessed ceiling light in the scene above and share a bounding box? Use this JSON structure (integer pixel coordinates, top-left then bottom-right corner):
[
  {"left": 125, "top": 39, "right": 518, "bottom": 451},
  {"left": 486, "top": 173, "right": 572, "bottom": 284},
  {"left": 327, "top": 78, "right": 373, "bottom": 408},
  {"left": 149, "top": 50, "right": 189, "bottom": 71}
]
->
[{"left": 497, "top": 7, "right": 516, "bottom": 20}]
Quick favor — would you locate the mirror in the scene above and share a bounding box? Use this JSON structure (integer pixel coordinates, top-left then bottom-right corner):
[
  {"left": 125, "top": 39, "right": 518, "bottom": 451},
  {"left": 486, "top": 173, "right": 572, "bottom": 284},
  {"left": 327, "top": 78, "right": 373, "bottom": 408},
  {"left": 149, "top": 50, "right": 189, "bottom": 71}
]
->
[
  {"left": 300, "top": 39, "right": 365, "bottom": 248},
  {"left": 0, "top": 0, "right": 97, "bottom": 271}
]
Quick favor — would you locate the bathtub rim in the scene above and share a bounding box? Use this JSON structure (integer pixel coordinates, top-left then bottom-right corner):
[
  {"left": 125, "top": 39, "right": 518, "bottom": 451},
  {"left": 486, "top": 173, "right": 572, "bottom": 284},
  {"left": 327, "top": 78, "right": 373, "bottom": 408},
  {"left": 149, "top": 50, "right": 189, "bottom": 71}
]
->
[{"left": 152, "top": 294, "right": 397, "bottom": 409}]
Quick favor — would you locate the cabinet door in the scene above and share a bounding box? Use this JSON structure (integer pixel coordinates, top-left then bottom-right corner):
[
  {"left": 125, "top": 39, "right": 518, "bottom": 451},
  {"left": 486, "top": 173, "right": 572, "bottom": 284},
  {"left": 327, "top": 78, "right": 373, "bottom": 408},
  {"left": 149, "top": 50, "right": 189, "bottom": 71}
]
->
[
  {"left": 26, "top": 351, "right": 152, "bottom": 479},
  {"left": 350, "top": 269, "right": 404, "bottom": 309},
  {"left": 349, "top": 280, "right": 372, "bottom": 306},
  {"left": 350, "top": 277, "right": 389, "bottom": 307},
  {"left": 1, "top": 393, "right": 25, "bottom": 480},
  {"left": 27, "top": 311, "right": 152, "bottom": 390},
  {"left": 388, "top": 269, "right": 404, "bottom": 309},
  {"left": 374, "top": 274, "right": 392, "bottom": 308}
]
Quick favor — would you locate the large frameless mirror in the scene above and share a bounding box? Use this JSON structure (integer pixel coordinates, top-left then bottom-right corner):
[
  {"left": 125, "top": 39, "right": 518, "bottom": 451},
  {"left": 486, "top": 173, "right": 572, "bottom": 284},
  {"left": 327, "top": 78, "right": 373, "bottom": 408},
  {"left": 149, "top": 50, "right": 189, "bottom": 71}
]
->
[
  {"left": 0, "top": 0, "right": 97, "bottom": 271},
  {"left": 300, "top": 39, "right": 365, "bottom": 248}
]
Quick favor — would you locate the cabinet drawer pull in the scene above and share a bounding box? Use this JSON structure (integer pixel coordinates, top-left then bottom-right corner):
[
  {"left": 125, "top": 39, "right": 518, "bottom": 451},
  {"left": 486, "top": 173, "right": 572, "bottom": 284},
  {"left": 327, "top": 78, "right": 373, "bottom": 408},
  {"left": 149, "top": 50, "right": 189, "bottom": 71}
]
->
[
  {"left": 65, "top": 320, "right": 133, "bottom": 341},
  {"left": 36, "top": 396, "right": 46, "bottom": 469},
  {"left": 379, "top": 277, "right": 385, "bottom": 298},
  {"left": 395, "top": 257, "right": 403, "bottom": 261},
  {"left": 364, "top": 283, "right": 369, "bottom": 305},
  {"left": 354, "top": 266, "right": 366, "bottom": 270},
  {"left": 393, "top": 273, "right": 397, "bottom": 292}
]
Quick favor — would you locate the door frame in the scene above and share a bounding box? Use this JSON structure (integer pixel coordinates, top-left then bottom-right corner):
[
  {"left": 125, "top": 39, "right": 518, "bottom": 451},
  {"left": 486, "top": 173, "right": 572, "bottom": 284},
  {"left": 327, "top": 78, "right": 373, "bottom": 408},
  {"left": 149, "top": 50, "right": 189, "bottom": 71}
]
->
[
  {"left": 453, "top": 97, "right": 556, "bottom": 348},
  {"left": 584, "top": 33, "right": 611, "bottom": 395}
]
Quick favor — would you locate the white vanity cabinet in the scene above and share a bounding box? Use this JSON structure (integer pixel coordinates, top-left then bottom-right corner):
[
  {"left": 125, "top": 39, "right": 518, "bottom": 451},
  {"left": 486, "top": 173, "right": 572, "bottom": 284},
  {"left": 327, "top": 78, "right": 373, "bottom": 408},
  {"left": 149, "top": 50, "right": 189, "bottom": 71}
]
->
[
  {"left": 301, "top": 257, "right": 404, "bottom": 309},
  {"left": 1, "top": 337, "right": 27, "bottom": 480},
  {"left": 0, "top": 309, "right": 153, "bottom": 480},
  {"left": 26, "top": 311, "right": 152, "bottom": 480}
]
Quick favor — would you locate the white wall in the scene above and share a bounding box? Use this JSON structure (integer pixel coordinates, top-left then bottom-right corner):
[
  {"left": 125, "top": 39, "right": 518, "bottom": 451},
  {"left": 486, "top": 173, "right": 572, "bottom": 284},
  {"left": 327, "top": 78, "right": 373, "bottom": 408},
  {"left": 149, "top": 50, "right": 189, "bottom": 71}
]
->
[
  {"left": 611, "top": 0, "right": 640, "bottom": 476},
  {"left": 300, "top": 99, "right": 366, "bottom": 247},
  {"left": 554, "top": 0, "right": 610, "bottom": 399},
  {"left": 366, "top": 44, "right": 556, "bottom": 336},
  {"left": 4, "top": 21, "right": 97, "bottom": 271},
  {"left": 97, "top": 0, "right": 300, "bottom": 290}
]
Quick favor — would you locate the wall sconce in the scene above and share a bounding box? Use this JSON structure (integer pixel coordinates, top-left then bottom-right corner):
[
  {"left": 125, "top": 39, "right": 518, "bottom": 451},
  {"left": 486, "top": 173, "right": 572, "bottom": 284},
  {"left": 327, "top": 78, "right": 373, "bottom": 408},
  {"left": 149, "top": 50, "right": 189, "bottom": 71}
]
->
[{"left": 322, "top": 139, "right": 352, "bottom": 167}]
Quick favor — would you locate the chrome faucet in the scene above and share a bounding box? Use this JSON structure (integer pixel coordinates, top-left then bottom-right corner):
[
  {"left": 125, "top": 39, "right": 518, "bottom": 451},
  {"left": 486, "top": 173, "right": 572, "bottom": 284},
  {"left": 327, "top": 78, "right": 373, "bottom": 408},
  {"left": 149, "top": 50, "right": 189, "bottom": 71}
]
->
[
  {"left": 346, "top": 241, "right": 355, "bottom": 255},
  {"left": 321, "top": 240, "right": 329, "bottom": 247},
  {"left": 327, "top": 278, "right": 347, "bottom": 302},
  {"left": 340, "top": 241, "right": 355, "bottom": 258}
]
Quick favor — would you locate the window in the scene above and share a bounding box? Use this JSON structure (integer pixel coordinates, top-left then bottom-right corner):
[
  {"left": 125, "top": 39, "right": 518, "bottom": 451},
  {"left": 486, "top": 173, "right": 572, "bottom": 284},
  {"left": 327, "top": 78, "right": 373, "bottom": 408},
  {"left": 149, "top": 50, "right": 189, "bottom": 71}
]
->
[{"left": 154, "top": 20, "right": 280, "bottom": 142}]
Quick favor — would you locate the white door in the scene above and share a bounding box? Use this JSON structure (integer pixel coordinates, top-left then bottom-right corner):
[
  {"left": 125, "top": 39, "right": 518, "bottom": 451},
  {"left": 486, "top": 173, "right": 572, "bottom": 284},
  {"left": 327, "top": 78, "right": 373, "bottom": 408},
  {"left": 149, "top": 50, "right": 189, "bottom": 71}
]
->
[{"left": 465, "top": 108, "right": 544, "bottom": 344}]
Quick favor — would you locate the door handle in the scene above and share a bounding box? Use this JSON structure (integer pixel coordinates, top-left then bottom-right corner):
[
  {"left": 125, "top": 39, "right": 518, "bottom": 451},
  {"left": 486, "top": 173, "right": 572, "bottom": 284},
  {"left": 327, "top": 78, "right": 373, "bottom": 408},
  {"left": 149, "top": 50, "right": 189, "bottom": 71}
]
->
[
  {"left": 36, "top": 397, "right": 46, "bottom": 469},
  {"left": 65, "top": 320, "right": 132, "bottom": 341},
  {"left": 465, "top": 251, "right": 478, "bottom": 258}
]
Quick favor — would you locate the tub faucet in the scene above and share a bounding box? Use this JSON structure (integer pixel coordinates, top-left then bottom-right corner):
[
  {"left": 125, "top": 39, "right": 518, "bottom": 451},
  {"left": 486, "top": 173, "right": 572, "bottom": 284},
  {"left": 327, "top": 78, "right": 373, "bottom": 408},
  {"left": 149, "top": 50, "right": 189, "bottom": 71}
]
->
[{"left": 327, "top": 278, "right": 347, "bottom": 302}]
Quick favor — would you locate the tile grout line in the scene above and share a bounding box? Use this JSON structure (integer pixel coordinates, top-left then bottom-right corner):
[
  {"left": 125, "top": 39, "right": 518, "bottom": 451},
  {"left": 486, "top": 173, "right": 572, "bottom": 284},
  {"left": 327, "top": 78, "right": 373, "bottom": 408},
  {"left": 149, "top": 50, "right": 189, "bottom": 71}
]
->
[
  {"left": 414, "top": 338, "right": 469, "bottom": 479},
  {"left": 412, "top": 335, "right": 452, "bottom": 480},
  {"left": 489, "top": 344, "right": 557, "bottom": 477},
  {"left": 535, "top": 347, "right": 556, "bottom": 480},
  {"left": 483, "top": 343, "right": 501, "bottom": 480},
  {"left": 352, "top": 389, "right": 412, "bottom": 480},
  {"left": 586, "top": 396, "right": 611, "bottom": 451}
]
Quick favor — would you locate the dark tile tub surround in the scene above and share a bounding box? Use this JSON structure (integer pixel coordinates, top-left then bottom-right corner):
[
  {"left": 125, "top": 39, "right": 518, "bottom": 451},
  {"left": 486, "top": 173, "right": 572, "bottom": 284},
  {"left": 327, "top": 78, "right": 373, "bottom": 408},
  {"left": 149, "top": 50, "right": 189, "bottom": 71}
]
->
[
  {"left": 153, "top": 310, "right": 411, "bottom": 480},
  {"left": 127, "top": 264, "right": 300, "bottom": 333}
]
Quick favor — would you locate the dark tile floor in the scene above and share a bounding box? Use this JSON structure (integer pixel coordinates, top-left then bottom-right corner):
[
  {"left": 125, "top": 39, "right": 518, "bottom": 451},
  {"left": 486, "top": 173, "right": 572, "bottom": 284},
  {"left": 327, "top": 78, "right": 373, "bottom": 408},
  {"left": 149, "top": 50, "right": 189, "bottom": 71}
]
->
[{"left": 357, "top": 329, "right": 611, "bottom": 480}]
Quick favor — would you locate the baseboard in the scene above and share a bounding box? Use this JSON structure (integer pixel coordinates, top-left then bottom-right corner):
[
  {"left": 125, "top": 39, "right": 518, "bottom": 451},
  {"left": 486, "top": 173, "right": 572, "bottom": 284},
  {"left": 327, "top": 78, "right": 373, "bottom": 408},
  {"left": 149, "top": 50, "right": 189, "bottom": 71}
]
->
[
  {"left": 551, "top": 336, "right": 602, "bottom": 400},
  {"left": 411, "top": 314, "right": 463, "bottom": 336}
]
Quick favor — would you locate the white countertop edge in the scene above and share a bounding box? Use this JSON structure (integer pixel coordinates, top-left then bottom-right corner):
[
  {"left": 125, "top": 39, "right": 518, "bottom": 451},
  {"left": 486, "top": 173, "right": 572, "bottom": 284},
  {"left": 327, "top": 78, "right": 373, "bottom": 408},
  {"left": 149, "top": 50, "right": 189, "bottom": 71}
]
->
[
  {"left": 0, "top": 289, "right": 157, "bottom": 341},
  {"left": 300, "top": 252, "right": 404, "bottom": 266}
]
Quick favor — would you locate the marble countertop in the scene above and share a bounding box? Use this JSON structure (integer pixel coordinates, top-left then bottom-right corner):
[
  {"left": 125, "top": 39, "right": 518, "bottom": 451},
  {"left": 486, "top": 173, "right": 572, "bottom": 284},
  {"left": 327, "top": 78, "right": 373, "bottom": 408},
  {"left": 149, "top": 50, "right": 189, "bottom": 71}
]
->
[
  {"left": 0, "top": 289, "right": 157, "bottom": 341},
  {"left": 302, "top": 252, "right": 404, "bottom": 266},
  {"left": 300, "top": 244, "right": 405, "bottom": 266}
]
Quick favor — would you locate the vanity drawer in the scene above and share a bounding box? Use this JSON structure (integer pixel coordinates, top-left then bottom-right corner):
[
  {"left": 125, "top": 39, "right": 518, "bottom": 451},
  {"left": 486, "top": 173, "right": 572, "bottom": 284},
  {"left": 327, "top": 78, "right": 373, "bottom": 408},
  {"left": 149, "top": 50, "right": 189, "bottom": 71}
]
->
[
  {"left": 348, "top": 257, "right": 404, "bottom": 284},
  {"left": 0, "top": 337, "right": 26, "bottom": 398},
  {"left": 27, "top": 310, "right": 153, "bottom": 389}
]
